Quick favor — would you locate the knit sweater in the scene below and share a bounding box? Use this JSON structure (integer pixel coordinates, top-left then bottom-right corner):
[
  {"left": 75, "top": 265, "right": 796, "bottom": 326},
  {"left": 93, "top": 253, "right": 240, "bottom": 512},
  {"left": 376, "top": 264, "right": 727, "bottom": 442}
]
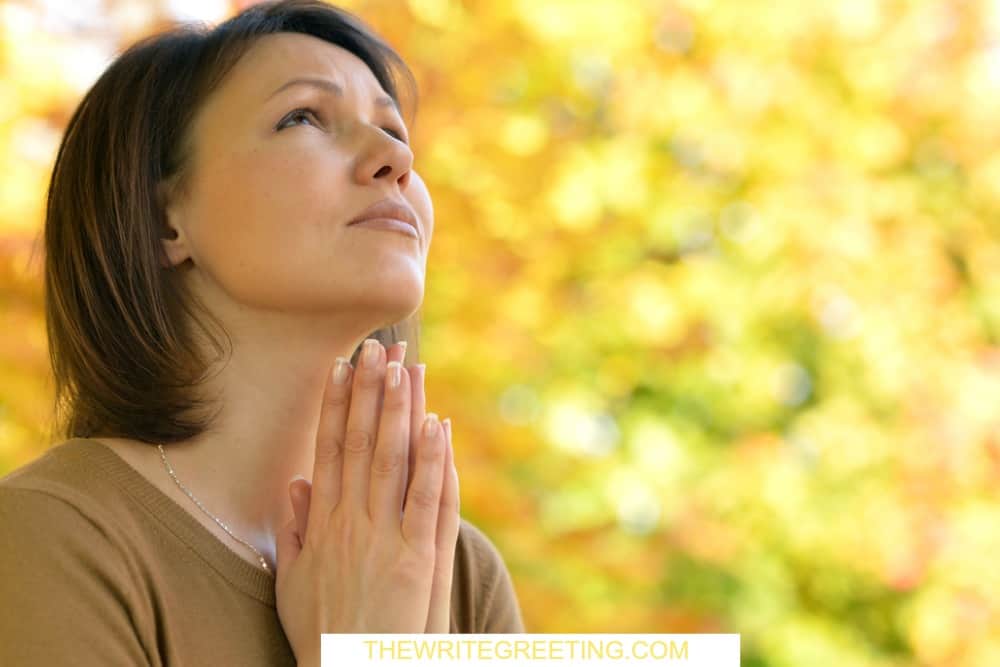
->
[{"left": 0, "top": 438, "right": 524, "bottom": 665}]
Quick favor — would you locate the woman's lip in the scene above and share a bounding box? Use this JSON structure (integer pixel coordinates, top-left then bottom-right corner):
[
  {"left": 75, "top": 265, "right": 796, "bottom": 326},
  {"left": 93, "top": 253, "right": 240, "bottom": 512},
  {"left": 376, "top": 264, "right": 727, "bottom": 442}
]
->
[{"left": 348, "top": 218, "right": 419, "bottom": 239}]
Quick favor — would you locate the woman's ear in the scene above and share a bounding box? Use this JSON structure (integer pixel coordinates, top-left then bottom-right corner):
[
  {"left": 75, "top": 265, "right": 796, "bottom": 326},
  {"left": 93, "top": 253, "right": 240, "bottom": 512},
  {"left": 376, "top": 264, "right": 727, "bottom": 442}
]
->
[{"left": 156, "top": 179, "right": 193, "bottom": 269}]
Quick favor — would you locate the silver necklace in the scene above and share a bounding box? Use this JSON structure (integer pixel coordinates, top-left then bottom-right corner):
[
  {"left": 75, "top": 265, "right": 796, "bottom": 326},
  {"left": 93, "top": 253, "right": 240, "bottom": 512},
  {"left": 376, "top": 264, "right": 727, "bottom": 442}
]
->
[{"left": 157, "top": 444, "right": 270, "bottom": 574}]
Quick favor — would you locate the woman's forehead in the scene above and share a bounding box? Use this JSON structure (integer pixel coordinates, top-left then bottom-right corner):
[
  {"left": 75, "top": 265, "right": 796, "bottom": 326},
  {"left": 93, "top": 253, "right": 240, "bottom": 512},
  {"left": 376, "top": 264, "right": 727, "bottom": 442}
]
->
[{"left": 221, "top": 32, "right": 388, "bottom": 106}]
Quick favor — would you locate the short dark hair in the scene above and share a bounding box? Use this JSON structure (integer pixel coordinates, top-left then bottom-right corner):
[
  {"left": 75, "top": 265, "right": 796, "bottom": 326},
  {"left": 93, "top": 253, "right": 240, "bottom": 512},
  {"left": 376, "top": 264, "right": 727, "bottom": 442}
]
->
[{"left": 43, "top": 0, "right": 420, "bottom": 445}]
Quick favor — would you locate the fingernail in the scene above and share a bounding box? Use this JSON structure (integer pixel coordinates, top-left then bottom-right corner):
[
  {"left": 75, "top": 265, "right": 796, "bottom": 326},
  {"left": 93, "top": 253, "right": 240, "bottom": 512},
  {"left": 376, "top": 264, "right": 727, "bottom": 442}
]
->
[
  {"left": 363, "top": 338, "right": 380, "bottom": 366},
  {"left": 398, "top": 340, "right": 408, "bottom": 357},
  {"left": 333, "top": 357, "right": 350, "bottom": 384},
  {"left": 442, "top": 418, "right": 452, "bottom": 444},
  {"left": 387, "top": 360, "right": 402, "bottom": 389},
  {"left": 423, "top": 412, "right": 440, "bottom": 438}
]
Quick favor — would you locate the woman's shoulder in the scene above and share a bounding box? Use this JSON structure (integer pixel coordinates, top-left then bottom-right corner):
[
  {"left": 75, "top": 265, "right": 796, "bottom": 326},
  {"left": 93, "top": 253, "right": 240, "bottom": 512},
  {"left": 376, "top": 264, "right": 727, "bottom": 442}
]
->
[
  {"left": 2, "top": 438, "right": 114, "bottom": 496},
  {"left": 450, "top": 517, "right": 525, "bottom": 633},
  {"left": 455, "top": 517, "right": 509, "bottom": 573},
  {"left": 2, "top": 438, "right": 96, "bottom": 495},
  {"left": 0, "top": 440, "right": 158, "bottom": 666},
  {"left": 0, "top": 440, "right": 133, "bottom": 573},
  {"left": 0, "top": 438, "right": 138, "bottom": 544}
]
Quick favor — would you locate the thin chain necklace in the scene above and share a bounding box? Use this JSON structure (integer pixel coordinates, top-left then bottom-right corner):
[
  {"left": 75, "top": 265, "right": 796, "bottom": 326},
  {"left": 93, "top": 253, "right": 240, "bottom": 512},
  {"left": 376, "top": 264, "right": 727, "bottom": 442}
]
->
[{"left": 157, "top": 444, "right": 270, "bottom": 574}]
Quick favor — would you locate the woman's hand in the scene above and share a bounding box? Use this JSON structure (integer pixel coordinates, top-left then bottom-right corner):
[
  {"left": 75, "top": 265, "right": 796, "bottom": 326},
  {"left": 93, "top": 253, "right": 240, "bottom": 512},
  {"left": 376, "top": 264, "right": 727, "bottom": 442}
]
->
[
  {"left": 285, "top": 343, "right": 459, "bottom": 633},
  {"left": 274, "top": 340, "right": 460, "bottom": 663}
]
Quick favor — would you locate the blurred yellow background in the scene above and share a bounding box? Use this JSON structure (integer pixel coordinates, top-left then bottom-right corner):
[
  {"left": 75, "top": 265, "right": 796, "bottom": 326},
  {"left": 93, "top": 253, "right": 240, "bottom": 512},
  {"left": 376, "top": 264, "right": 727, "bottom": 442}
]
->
[{"left": 3, "top": 0, "right": 1000, "bottom": 664}]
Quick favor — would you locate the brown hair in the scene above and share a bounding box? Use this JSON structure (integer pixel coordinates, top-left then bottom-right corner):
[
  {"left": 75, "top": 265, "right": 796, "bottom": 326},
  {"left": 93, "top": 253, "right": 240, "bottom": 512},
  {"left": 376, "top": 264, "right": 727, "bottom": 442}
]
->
[{"left": 42, "top": 0, "right": 421, "bottom": 445}]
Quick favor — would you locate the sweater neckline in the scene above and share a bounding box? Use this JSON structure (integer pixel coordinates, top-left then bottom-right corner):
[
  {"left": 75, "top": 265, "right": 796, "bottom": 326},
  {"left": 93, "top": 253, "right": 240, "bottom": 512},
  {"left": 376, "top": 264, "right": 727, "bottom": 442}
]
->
[{"left": 72, "top": 438, "right": 277, "bottom": 607}]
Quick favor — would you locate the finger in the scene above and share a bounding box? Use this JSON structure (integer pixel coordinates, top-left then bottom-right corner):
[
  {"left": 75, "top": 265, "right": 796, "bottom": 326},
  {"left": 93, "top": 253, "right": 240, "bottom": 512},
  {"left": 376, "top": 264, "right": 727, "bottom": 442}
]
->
[
  {"left": 426, "top": 417, "right": 459, "bottom": 633},
  {"left": 341, "top": 338, "right": 386, "bottom": 514},
  {"left": 308, "top": 355, "right": 353, "bottom": 538},
  {"left": 387, "top": 341, "right": 407, "bottom": 365},
  {"left": 379, "top": 343, "right": 406, "bottom": 431},
  {"left": 443, "top": 419, "right": 457, "bottom": 507},
  {"left": 369, "top": 359, "right": 412, "bottom": 527},
  {"left": 405, "top": 363, "right": 427, "bottom": 510},
  {"left": 401, "top": 413, "right": 446, "bottom": 545}
]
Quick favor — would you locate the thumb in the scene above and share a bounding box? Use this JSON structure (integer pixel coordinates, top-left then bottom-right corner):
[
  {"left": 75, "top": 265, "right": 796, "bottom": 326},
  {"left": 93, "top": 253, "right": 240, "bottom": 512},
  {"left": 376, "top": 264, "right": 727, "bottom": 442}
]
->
[
  {"left": 289, "top": 477, "right": 312, "bottom": 546},
  {"left": 275, "top": 513, "right": 301, "bottom": 592},
  {"left": 276, "top": 477, "right": 308, "bottom": 590}
]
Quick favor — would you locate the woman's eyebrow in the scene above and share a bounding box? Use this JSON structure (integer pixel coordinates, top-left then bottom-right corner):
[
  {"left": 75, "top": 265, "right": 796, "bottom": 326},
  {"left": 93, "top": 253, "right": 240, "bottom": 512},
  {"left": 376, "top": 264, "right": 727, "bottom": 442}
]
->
[{"left": 265, "top": 76, "right": 399, "bottom": 113}]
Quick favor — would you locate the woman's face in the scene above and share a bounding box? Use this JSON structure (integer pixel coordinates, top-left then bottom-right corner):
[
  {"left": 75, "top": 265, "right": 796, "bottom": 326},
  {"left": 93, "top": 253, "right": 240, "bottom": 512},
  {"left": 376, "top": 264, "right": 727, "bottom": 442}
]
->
[{"left": 161, "top": 32, "right": 433, "bottom": 331}]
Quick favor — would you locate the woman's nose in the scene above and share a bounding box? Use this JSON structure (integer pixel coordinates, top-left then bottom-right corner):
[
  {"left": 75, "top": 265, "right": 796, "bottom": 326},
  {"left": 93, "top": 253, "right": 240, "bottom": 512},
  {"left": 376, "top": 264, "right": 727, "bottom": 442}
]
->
[{"left": 355, "top": 130, "right": 413, "bottom": 190}]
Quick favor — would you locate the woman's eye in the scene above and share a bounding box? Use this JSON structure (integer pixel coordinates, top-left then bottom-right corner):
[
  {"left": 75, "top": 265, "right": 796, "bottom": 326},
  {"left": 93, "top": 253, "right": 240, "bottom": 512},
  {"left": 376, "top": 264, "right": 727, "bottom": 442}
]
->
[
  {"left": 277, "top": 108, "right": 321, "bottom": 130},
  {"left": 277, "top": 108, "right": 405, "bottom": 143}
]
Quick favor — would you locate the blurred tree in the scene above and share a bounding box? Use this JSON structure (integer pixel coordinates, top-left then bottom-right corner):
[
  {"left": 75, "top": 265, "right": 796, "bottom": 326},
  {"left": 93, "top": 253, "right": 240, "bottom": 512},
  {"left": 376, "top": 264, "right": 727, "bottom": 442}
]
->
[{"left": 3, "top": 1, "right": 1000, "bottom": 664}]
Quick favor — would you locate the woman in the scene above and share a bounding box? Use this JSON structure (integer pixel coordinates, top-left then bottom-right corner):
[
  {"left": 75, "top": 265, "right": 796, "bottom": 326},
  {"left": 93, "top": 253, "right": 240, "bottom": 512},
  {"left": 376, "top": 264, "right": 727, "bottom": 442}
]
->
[{"left": 0, "top": 1, "right": 525, "bottom": 664}]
